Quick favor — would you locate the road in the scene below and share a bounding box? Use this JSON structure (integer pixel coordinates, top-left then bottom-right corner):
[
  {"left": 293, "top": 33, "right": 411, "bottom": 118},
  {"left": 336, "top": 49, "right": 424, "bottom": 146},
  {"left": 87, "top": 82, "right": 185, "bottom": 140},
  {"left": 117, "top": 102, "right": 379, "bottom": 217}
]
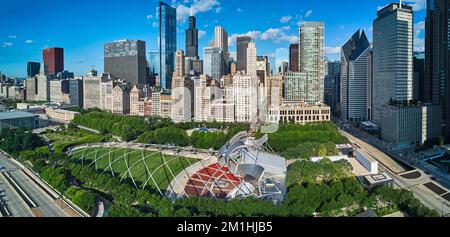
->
[
  {"left": 0, "top": 173, "right": 34, "bottom": 217},
  {"left": 0, "top": 153, "right": 67, "bottom": 217},
  {"left": 341, "top": 129, "right": 450, "bottom": 216}
]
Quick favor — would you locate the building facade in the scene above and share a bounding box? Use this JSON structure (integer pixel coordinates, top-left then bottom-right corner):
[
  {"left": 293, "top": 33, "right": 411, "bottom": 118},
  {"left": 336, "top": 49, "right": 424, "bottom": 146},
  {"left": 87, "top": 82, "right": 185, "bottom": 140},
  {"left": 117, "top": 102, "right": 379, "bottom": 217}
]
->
[
  {"left": 236, "top": 36, "right": 251, "bottom": 72},
  {"left": 43, "top": 47, "right": 64, "bottom": 76},
  {"left": 289, "top": 44, "right": 299, "bottom": 72},
  {"left": 159, "top": 1, "right": 177, "bottom": 90}
]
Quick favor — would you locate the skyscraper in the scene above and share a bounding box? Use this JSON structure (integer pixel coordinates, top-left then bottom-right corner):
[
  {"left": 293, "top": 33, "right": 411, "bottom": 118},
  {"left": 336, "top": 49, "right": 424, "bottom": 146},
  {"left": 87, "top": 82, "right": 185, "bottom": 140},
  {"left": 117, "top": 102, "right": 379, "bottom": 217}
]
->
[
  {"left": 289, "top": 44, "right": 299, "bottom": 72},
  {"left": 340, "top": 30, "right": 371, "bottom": 122},
  {"left": 236, "top": 36, "right": 251, "bottom": 72},
  {"left": 43, "top": 47, "right": 64, "bottom": 76},
  {"left": 413, "top": 52, "right": 425, "bottom": 102},
  {"left": 425, "top": 0, "right": 450, "bottom": 138},
  {"left": 104, "top": 39, "right": 147, "bottom": 86},
  {"left": 372, "top": 3, "right": 413, "bottom": 123},
  {"left": 214, "top": 26, "right": 229, "bottom": 73},
  {"left": 298, "top": 22, "right": 325, "bottom": 104},
  {"left": 186, "top": 16, "right": 198, "bottom": 58},
  {"left": 159, "top": 1, "right": 177, "bottom": 90},
  {"left": 27, "top": 62, "right": 40, "bottom": 77},
  {"left": 149, "top": 51, "right": 160, "bottom": 75},
  {"left": 204, "top": 47, "right": 223, "bottom": 81},
  {"left": 246, "top": 41, "right": 257, "bottom": 76}
]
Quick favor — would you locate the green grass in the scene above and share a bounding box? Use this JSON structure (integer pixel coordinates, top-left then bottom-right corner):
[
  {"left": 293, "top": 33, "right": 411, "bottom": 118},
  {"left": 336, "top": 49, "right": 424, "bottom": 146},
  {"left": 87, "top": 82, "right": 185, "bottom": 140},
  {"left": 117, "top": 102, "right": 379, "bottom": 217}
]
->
[
  {"left": 45, "top": 129, "right": 109, "bottom": 154},
  {"left": 71, "top": 147, "right": 198, "bottom": 191}
]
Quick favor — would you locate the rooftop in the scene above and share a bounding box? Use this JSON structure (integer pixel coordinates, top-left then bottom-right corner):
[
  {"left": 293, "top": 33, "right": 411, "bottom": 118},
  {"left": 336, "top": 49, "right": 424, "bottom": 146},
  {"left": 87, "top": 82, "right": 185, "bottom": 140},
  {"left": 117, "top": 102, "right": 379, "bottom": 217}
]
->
[{"left": 0, "top": 110, "right": 38, "bottom": 120}]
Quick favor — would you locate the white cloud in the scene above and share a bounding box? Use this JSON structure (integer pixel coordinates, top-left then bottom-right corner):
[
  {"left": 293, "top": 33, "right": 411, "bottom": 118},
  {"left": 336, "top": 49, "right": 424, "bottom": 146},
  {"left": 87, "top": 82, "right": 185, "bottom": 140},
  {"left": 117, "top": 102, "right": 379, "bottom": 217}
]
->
[
  {"left": 325, "top": 46, "right": 341, "bottom": 55},
  {"left": 2, "top": 42, "right": 13, "bottom": 48},
  {"left": 146, "top": 14, "right": 153, "bottom": 20},
  {"left": 8, "top": 35, "right": 17, "bottom": 39},
  {"left": 228, "top": 27, "right": 298, "bottom": 46},
  {"left": 305, "top": 10, "right": 312, "bottom": 18},
  {"left": 405, "top": 0, "right": 426, "bottom": 11},
  {"left": 198, "top": 30, "right": 207, "bottom": 39},
  {"left": 237, "top": 8, "right": 243, "bottom": 12},
  {"left": 25, "top": 40, "right": 34, "bottom": 44},
  {"left": 414, "top": 21, "right": 425, "bottom": 51},
  {"left": 280, "top": 15, "right": 292, "bottom": 24},
  {"left": 152, "top": 22, "right": 159, "bottom": 28},
  {"left": 176, "top": 0, "right": 221, "bottom": 23}
]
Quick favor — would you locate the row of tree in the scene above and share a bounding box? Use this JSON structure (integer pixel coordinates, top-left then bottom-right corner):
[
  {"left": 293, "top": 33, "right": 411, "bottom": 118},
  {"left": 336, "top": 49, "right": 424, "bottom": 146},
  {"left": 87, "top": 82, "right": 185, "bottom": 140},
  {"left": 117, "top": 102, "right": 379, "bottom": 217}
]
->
[{"left": 0, "top": 128, "right": 45, "bottom": 155}]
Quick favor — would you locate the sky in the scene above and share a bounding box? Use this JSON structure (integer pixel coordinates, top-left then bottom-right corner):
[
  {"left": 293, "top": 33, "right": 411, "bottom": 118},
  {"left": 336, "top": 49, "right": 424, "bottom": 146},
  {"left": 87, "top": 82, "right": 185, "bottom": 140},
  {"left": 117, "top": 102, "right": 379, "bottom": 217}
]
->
[{"left": 0, "top": 0, "right": 426, "bottom": 77}]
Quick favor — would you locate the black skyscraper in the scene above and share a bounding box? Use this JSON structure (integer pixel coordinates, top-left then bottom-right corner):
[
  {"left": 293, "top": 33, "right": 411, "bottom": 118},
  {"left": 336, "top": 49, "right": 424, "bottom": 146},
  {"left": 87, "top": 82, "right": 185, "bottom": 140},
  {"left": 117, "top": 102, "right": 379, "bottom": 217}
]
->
[
  {"left": 27, "top": 62, "right": 40, "bottom": 77},
  {"left": 425, "top": 0, "right": 450, "bottom": 138},
  {"left": 236, "top": 36, "right": 251, "bottom": 72},
  {"left": 185, "top": 16, "right": 198, "bottom": 58}
]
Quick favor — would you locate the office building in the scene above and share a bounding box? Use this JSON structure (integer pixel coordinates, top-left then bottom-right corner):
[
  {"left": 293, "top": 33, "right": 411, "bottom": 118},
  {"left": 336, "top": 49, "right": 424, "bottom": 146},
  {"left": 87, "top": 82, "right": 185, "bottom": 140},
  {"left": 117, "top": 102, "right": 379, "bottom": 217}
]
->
[
  {"left": 289, "top": 44, "right": 299, "bottom": 72},
  {"left": 158, "top": 1, "right": 177, "bottom": 89},
  {"left": 171, "top": 50, "right": 193, "bottom": 122},
  {"left": 36, "top": 64, "right": 50, "bottom": 101},
  {"left": 425, "top": 0, "right": 450, "bottom": 137},
  {"left": 83, "top": 70, "right": 108, "bottom": 109},
  {"left": 25, "top": 77, "right": 37, "bottom": 101},
  {"left": 69, "top": 79, "right": 83, "bottom": 108},
  {"left": 45, "top": 108, "right": 79, "bottom": 124},
  {"left": 194, "top": 75, "right": 219, "bottom": 122},
  {"left": 49, "top": 79, "right": 70, "bottom": 104},
  {"left": 413, "top": 52, "right": 425, "bottom": 102},
  {"left": 340, "top": 30, "right": 371, "bottom": 122},
  {"left": 0, "top": 110, "right": 38, "bottom": 130},
  {"left": 237, "top": 36, "right": 251, "bottom": 72},
  {"left": 104, "top": 39, "right": 147, "bottom": 86},
  {"left": 214, "top": 26, "right": 229, "bottom": 73},
  {"left": 100, "top": 80, "right": 114, "bottom": 112},
  {"left": 186, "top": 16, "right": 199, "bottom": 58},
  {"left": 298, "top": 22, "right": 325, "bottom": 103},
  {"left": 372, "top": 3, "right": 414, "bottom": 123},
  {"left": 246, "top": 41, "right": 257, "bottom": 76},
  {"left": 43, "top": 47, "right": 64, "bottom": 75},
  {"left": 268, "top": 102, "right": 331, "bottom": 124},
  {"left": 27, "top": 62, "right": 40, "bottom": 77},
  {"left": 204, "top": 47, "right": 223, "bottom": 81},
  {"left": 233, "top": 72, "right": 258, "bottom": 122},
  {"left": 112, "top": 84, "right": 131, "bottom": 115}
]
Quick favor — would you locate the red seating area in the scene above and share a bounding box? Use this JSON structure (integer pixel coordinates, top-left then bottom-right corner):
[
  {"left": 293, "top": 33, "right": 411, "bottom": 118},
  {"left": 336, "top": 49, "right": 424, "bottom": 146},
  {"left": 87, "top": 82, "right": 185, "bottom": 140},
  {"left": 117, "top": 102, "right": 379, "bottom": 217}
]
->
[{"left": 184, "top": 163, "right": 242, "bottom": 198}]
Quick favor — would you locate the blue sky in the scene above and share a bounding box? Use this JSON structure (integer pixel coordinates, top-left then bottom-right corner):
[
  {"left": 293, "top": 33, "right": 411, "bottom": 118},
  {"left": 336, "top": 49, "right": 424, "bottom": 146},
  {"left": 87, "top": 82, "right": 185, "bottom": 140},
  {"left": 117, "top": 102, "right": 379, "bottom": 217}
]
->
[{"left": 0, "top": 0, "right": 426, "bottom": 77}]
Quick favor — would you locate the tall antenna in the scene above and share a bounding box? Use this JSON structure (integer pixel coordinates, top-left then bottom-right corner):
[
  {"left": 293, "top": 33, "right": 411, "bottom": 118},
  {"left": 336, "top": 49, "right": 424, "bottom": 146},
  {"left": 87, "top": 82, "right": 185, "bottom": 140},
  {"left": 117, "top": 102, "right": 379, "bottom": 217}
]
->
[
  {"left": 399, "top": 0, "right": 402, "bottom": 9},
  {"left": 190, "top": 6, "right": 193, "bottom": 16}
]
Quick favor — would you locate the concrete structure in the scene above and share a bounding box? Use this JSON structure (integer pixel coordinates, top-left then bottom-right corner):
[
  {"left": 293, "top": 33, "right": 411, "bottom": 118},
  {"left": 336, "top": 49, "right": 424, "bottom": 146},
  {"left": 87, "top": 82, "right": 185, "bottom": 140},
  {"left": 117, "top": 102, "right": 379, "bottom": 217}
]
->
[
  {"left": 43, "top": 47, "right": 64, "bottom": 75},
  {"left": 0, "top": 110, "right": 38, "bottom": 130},
  {"left": 268, "top": 102, "right": 331, "bottom": 124},
  {"left": 49, "top": 79, "right": 70, "bottom": 104},
  {"left": 130, "top": 85, "right": 146, "bottom": 116},
  {"left": 246, "top": 41, "right": 257, "bottom": 76},
  {"left": 171, "top": 50, "right": 193, "bottom": 122},
  {"left": 354, "top": 149, "right": 378, "bottom": 175},
  {"left": 204, "top": 47, "right": 223, "bottom": 81},
  {"left": 358, "top": 173, "right": 394, "bottom": 191},
  {"left": 45, "top": 107, "right": 79, "bottom": 124},
  {"left": 104, "top": 39, "right": 147, "bottom": 86},
  {"left": 237, "top": 36, "right": 251, "bottom": 72},
  {"left": 194, "top": 75, "right": 220, "bottom": 122},
  {"left": 425, "top": 0, "right": 450, "bottom": 138},
  {"left": 36, "top": 65, "right": 50, "bottom": 101},
  {"left": 158, "top": 1, "right": 177, "bottom": 89},
  {"left": 284, "top": 71, "right": 321, "bottom": 104},
  {"left": 25, "top": 77, "right": 37, "bottom": 101},
  {"left": 298, "top": 22, "right": 325, "bottom": 103},
  {"left": 100, "top": 80, "right": 114, "bottom": 112},
  {"left": 211, "top": 99, "right": 235, "bottom": 123},
  {"left": 112, "top": 84, "right": 131, "bottom": 115},
  {"left": 233, "top": 72, "right": 258, "bottom": 123},
  {"left": 340, "top": 30, "right": 371, "bottom": 122},
  {"left": 83, "top": 70, "right": 108, "bottom": 109},
  {"left": 380, "top": 104, "right": 443, "bottom": 148},
  {"left": 372, "top": 3, "right": 413, "bottom": 123}
]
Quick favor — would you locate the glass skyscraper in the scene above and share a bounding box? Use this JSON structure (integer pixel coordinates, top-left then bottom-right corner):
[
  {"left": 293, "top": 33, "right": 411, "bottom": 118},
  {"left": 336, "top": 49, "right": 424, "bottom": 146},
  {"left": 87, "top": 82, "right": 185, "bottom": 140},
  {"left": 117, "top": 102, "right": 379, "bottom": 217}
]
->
[{"left": 158, "top": 1, "right": 177, "bottom": 90}]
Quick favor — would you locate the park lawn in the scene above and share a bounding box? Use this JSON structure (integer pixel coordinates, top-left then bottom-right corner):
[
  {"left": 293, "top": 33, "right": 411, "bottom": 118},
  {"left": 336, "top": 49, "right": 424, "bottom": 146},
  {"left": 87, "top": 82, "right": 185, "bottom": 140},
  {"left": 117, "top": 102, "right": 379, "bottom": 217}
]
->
[
  {"left": 257, "top": 122, "right": 349, "bottom": 160},
  {"left": 47, "top": 129, "right": 109, "bottom": 154},
  {"left": 71, "top": 147, "right": 197, "bottom": 191}
]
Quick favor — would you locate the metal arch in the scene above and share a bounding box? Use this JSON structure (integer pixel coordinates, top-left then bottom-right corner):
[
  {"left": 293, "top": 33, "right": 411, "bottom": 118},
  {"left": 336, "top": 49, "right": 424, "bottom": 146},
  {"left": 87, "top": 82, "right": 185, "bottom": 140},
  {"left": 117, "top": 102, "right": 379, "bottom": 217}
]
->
[
  {"left": 86, "top": 147, "right": 123, "bottom": 168},
  {"left": 101, "top": 148, "right": 142, "bottom": 175},
  {"left": 122, "top": 146, "right": 138, "bottom": 189},
  {"left": 119, "top": 150, "right": 161, "bottom": 182},
  {"left": 76, "top": 147, "right": 108, "bottom": 163},
  {"left": 159, "top": 152, "right": 185, "bottom": 197}
]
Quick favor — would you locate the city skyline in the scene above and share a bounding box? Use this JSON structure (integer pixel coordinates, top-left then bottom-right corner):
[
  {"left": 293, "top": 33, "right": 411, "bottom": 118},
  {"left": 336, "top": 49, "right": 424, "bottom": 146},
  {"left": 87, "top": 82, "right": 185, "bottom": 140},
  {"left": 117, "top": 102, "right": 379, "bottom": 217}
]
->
[{"left": 0, "top": 0, "right": 426, "bottom": 77}]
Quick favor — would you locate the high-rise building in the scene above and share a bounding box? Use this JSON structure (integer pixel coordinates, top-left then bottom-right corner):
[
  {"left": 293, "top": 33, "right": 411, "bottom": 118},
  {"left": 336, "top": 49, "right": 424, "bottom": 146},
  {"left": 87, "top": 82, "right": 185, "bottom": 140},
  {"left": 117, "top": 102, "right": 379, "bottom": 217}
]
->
[
  {"left": 289, "top": 44, "right": 299, "bottom": 72},
  {"left": 27, "top": 62, "right": 40, "bottom": 77},
  {"left": 83, "top": 70, "right": 108, "bottom": 109},
  {"left": 233, "top": 72, "right": 258, "bottom": 122},
  {"left": 236, "top": 36, "right": 251, "bottom": 72},
  {"left": 158, "top": 1, "right": 177, "bottom": 90},
  {"left": 214, "top": 26, "right": 229, "bottom": 73},
  {"left": 298, "top": 22, "right": 325, "bottom": 104},
  {"left": 100, "top": 80, "right": 114, "bottom": 112},
  {"left": 204, "top": 47, "right": 223, "bottom": 81},
  {"left": 43, "top": 47, "right": 64, "bottom": 76},
  {"left": 50, "top": 79, "right": 70, "bottom": 104},
  {"left": 69, "top": 79, "right": 83, "bottom": 108},
  {"left": 340, "top": 30, "right": 371, "bottom": 122},
  {"left": 425, "top": 0, "right": 450, "bottom": 137},
  {"left": 149, "top": 51, "right": 160, "bottom": 76},
  {"left": 186, "top": 16, "right": 199, "bottom": 58},
  {"left": 36, "top": 64, "right": 50, "bottom": 101},
  {"left": 246, "top": 42, "right": 257, "bottom": 76},
  {"left": 171, "top": 50, "right": 193, "bottom": 122},
  {"left": 25, "top": 77, "right": 37, "bottom": 101},
  {"left": 372, "top": 3, "right": 413, "bottom": 123},
  {"left": 413, "top": 52, "right": 425, "bottom": 102},
  {"left": 112, "top": 84, "right": 131, "bottom": 115},
  {"left": 104, "top": 39, "right": 147, "bottom": 86}
]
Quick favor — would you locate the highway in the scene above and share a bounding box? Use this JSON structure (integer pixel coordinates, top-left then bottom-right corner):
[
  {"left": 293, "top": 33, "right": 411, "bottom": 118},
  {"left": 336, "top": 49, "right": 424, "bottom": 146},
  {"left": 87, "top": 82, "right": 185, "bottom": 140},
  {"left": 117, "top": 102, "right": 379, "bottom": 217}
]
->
[
  {"left": 0, "top": 173, "right": 34, "bottom": 217},
  {"left": 0, "top": 153, "right": 67, "bottom": 217},
  {"left": 340, "top": 129, "right": 450, "bottom": 216}
]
